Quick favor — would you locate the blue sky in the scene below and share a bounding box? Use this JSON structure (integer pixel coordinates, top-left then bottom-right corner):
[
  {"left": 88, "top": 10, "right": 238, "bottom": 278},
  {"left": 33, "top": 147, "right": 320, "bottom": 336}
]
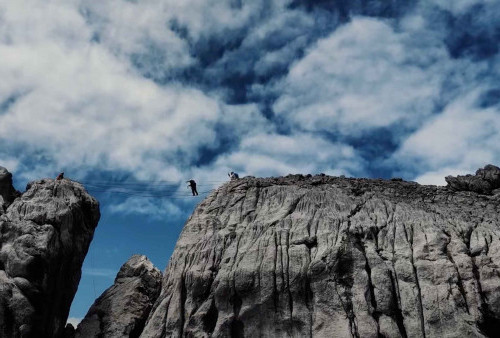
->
[{"left": 1, "top": 0, "right": 500, "bottom": 323}]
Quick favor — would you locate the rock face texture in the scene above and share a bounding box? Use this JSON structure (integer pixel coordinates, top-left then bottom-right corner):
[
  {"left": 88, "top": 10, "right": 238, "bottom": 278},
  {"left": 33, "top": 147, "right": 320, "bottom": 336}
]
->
[
  {"left": 140, "top": 168, "right": 500, "bottom": 338},
  {"left": 446, "top": 164, "right": 500, "bottom": 195},
  {"left": 75, "top": 255, "right": 162, "bottom": 338},
  {"left": 0, "top": 172, "right": 100, "bottom": 338}
]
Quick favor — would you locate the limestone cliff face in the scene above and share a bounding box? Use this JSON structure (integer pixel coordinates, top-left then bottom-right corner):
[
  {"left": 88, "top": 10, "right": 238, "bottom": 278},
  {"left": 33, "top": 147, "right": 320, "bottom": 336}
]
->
[
  {"left": 140, "top": 165, "right": 500, "bottom": 338},
  {"left": 0, "top": 168, "right": 100, "bottom": 338},
  {"left": 74, "top": 255, "right": 162, "bottom": 338}
]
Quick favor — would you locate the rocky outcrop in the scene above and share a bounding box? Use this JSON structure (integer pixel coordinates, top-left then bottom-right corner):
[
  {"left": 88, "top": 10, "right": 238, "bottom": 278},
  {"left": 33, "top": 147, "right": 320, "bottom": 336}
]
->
[
  {"left": 75, "top": 255, "right": 162, "bottom": 338},
  {"left": 446, "top": 164, "right": 500, "bottom": 195},
  {"left": 0, "top": 166, "right": 19, "bottom": 213},
  {"left": 0, "top": 174, "right": 100, "bottom": 338},
  {"left": 140, "top": 170, "right": 500, "bottom": 338}
]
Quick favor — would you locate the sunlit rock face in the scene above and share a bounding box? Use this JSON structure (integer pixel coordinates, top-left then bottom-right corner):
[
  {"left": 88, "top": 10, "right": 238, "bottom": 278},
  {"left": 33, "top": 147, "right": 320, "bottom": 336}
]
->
[
  {"left": 141, "top": 168, "right": 500, "bottom": 338},
  {"left": 0, "top": 170, "right": 100, "bottom": 338},
  {"left": 74, "top": 255, "right": 162, "bottom": 338}
]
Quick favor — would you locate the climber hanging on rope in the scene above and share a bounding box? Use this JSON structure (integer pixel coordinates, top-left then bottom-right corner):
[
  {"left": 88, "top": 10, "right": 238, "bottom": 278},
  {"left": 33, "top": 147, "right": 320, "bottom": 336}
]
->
[{"left": 186, "top": 179, "right": 198, "bottom": 196}]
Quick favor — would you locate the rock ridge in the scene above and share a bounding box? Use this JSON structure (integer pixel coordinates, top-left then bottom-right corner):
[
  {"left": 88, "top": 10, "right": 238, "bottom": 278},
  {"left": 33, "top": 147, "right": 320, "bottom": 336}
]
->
[{"left": 446, "top": 164, "right": 500, "bottom": 195}]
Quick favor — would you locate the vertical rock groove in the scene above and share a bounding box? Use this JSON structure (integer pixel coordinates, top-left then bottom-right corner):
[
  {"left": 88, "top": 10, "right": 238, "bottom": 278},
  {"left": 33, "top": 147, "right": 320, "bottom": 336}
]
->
[
  {"left": 355, "top": 235, "right": 381, "bottom": 337},
  {"left": 444, "top": 235, "right": 470, "bottom": 314},
  {"left": 179, "top": 275, "right": 187, "bottom": 338},
  {"left": 403, "top": 223, "right": 426, "bottom": 338},
  {"left": 388, "top": 271, "right": 408, "bottom": 338}
]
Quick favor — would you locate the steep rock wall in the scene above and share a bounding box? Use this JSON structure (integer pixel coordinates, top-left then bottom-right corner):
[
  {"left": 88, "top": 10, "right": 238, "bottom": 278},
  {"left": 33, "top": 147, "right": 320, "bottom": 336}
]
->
[
  {"left": 141, "top": 168, "right": 500, "bottom": 338},
  {"left": 0, "top": 169, "right": 100, "bottom": 338}
]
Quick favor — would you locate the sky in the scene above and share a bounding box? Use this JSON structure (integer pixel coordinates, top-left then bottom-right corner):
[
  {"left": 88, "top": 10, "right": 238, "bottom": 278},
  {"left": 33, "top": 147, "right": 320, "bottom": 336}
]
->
[{"left": 1, "top": 0, "right": 500, "bottom": 324}]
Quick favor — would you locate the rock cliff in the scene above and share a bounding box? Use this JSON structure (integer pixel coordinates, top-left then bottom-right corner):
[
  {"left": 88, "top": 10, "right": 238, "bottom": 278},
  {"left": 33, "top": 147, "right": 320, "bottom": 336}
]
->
[
  {"left": 0, "top": 167, "right": 100, "bottom": 338},
  {"left": 0, "top": 166, "right": 20, "bottom": 213},
  {"left": 74, "top": 255, "right": 162, "bottom": 338},
  {"left": 140, "top": 165, "right": 500, "bottom": 338}
]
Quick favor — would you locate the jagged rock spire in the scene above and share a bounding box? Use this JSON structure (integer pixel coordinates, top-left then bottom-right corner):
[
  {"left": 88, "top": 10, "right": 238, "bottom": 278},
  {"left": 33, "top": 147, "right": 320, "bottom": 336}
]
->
[{"left": 73, "top": 255, "right": 162, "bottom": 338}]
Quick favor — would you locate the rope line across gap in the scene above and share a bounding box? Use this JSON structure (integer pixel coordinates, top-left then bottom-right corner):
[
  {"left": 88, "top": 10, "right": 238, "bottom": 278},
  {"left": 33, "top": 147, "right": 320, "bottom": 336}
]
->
[{"left": 76, "top": 179, "right": 224, "bottom": 199}]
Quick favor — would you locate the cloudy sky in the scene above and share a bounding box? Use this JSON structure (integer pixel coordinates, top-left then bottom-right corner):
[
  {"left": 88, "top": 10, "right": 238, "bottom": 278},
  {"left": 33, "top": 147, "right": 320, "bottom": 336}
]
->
[{"left": 1, "top": 0, "right": 500, "bottom": 323}]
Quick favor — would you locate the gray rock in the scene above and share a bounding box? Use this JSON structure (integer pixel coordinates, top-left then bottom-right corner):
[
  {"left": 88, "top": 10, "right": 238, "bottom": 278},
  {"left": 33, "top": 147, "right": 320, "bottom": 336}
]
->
[
  {"left": 0, "top": 166, "right": 20, "bottom": 213},
  {"left": 0, "top": 175, "right": 100, "bottom": 338},
  {"left": 446, "top": 164, "right": 500, "bottom": 194},
  {"left": 75, "top": 255, "right": 162, "bottom": 338},
  {"left": 140, "top": 170, "right": 500, "bottom": 338}
]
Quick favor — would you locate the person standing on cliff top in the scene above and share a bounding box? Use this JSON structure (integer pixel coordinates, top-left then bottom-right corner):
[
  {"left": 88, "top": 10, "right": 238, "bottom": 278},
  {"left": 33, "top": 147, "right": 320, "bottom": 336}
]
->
[
  {"left": 56, "top": 172, "right": 64, "bottom": 180},
  {"left": 187, "top": 180, "right": 198, "bottom": 196}
]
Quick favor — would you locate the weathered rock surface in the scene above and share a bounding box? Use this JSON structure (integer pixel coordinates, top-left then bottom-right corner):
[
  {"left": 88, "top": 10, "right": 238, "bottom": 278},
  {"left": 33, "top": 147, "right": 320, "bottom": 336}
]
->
[
  {"left": 446, "top": 164, "right": 500, "bottom": 195},
  {"left": 0, "top": 175, "right": 100, "bottom": 338},
  {"left": 140, "top": 170, "right": 500, "bottom": 338},
  {"left": 75, "top": 255, "right": 162, "bottom": 338}
]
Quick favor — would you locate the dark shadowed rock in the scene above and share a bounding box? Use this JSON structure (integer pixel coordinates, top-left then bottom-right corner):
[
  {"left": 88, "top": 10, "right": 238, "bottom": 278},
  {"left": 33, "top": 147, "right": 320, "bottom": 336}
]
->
[
  {"left": 64, "top": 324, "right": 75, "bottom": 338},
  {"left": 0, "top": 166, "right": 20, "bottom": 213},
  {"left": 446, "top": 164, "right": 500, "bottom": 194},
  {"left": 75, "top": 255, "right": 162, "bottom": 338},
  {"left": 0, "top": 175, "right": 100, "bottom": 338},
  {"left": 140, "top": 167, "right": 500, "bottom": 338}
]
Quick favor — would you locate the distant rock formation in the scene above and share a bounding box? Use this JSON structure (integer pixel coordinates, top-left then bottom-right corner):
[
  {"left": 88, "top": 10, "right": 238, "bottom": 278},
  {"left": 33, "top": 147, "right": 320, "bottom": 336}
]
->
[
  {"left": 139, "top": 168, "right": 500, "bottom": 338},
  {"left": 0, "top": 168, "right": 100, "bottom": 338},
  {"left": 74, "top": 255, "right": 162, "bottom": 338},
  {"left": 446, "top": 164, "right": 500, "bottom": 195}
]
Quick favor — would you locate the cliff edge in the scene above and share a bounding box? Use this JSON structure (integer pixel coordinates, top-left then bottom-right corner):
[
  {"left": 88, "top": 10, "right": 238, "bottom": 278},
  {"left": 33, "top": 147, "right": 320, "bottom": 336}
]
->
[
  {"left": 140, "top": 165, "right": 500, "bottom": 338},
  {"left": 0, "top": 167, "right": 100, "bottom": 338}
]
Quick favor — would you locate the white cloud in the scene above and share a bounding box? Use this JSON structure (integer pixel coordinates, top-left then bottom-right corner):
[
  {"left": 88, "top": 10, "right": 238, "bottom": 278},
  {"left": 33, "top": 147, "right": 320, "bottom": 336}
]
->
[
  {"left": 108, "top": 197, "right": 185, "bottom": 220},
  {"left": 0, "top": 1, "right": 244, "bottom": 182},
  {"left": 1, "top": 0, "right": 499, "bottom": 202},
  {"left": 152, "top": 0, "right": 291, "bottom": 40},
  {"left": 273, "top": 17, "right": 447, "bottom": 136},
  {"left": 425, "top": 0, "right": 496, "bottom": 14},
  {"left": 208, "top": 133, "right": 362, "bottom": 178},
  {"left": 2, "top": 0, "right": 323, "bottom": 188},
  {"left": 81, "top": 1, "right": 194, "bottom": 75},
  {"left": 0, "top": 157, "right": 19, "bottom": 173},
  {"left": 414, "top": 167, "right": 469, "bottom": 186},
  {"left": 394, "top": 91, "right": 500, "bottom": 178}
]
